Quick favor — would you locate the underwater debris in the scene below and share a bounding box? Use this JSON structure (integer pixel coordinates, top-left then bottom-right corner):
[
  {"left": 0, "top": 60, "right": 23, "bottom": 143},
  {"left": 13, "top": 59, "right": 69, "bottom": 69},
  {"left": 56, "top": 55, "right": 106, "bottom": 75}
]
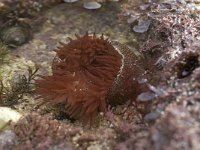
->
[
  {"left": 35, "top": 33, "right": 145, "bottom": 125},
  {"left": 0, "top": 67, "right": 38, "bottom": 106}
]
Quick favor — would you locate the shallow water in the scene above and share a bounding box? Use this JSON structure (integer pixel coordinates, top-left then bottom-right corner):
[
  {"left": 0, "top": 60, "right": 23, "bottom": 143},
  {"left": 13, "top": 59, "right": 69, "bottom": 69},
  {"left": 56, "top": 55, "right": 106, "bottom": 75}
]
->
[
  {"left": 1, "top": 1, "right": 200, "bottom": 150},
  {"left": 14, "top": 2, "right": 138, "bottom": 74},
  {"left": 0, "top": 2, "right": 147, "bottom": 149}
]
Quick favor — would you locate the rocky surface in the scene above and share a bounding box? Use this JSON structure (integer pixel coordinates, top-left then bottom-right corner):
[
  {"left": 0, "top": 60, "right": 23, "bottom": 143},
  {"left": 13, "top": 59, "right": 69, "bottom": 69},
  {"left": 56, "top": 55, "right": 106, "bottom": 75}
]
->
[{"left": 0, "top": 0, "right": 200, "bottom": 150}]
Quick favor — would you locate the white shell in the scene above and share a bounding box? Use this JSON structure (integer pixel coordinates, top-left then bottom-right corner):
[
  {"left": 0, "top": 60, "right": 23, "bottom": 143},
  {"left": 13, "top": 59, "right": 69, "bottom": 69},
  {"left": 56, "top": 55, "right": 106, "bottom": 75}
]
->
[
  {"left": 63, "top": 0, "right": 79, "bottom": 3},
  {"left": 83, "top": 2, "right": 101, "bottom": 10},
  {"left": 0, "top": 107, "right": 22, "bottom": 129}
]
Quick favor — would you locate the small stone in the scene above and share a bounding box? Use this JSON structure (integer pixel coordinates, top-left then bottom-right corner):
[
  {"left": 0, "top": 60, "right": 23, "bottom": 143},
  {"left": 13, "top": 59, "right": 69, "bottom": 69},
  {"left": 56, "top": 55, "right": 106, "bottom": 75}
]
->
[{"left": 83, "top": 2, "right": 101, "bottom": 10}]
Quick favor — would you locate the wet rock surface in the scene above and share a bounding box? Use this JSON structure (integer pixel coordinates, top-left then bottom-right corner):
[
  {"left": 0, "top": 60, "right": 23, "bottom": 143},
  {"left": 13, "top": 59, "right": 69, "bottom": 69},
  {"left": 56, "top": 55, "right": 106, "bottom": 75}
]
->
[{"left": 0, "top": 0, "right": 200, "bottom": 150}]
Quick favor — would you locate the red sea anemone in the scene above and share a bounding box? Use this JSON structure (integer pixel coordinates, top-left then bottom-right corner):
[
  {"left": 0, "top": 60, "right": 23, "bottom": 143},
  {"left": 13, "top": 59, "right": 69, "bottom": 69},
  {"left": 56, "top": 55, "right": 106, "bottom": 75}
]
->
[{"left": 35, "top": 33, "right": 144, "bottom": 124}]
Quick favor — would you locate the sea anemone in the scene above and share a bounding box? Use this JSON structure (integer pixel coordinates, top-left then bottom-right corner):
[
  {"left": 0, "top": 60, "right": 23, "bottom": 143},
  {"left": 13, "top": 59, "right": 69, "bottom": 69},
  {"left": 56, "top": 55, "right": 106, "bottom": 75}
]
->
[{"left": 35, "top": 33, "right": 144, "bottom": 124}]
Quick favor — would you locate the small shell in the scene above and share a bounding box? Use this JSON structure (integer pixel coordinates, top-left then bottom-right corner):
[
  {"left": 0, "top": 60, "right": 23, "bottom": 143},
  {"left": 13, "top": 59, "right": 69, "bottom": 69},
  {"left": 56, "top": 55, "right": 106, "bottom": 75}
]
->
[
  {"left": 63, "top": 0, "right": 79, "bottom": 3},
  {"left": 136, "top": 91, "right": 155, "bottom": 102},
  {"left": 83, "top": 2, "right": 101, "bottom": 10},
  {"left": 133, "top": 19, "right": 151, "bottom": 33},
  {"left": 0, "top": 25, "right": 31, "bottom": 47}
]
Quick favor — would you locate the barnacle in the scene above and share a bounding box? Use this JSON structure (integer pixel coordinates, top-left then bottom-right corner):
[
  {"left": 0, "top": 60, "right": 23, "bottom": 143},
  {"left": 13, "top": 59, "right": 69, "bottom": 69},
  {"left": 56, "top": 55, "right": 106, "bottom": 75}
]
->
[{"left": 35, "top": 33, "right": 124, "bottom": 124}]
